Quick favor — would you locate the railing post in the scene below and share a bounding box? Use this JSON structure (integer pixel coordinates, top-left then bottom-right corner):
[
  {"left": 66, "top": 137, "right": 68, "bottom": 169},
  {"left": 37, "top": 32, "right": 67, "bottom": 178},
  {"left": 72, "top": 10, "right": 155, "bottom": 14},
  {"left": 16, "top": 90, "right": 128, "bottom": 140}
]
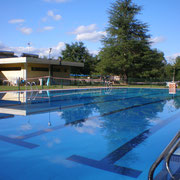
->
[
  {"left": 77, "top": 79, "right": 79, "bottom": 88},
  {"left": 61, "top": 79, "right": 63, "bottom": 89},
  {"left": 42, "top": 78, "right": 43, "bottom": 90},
  {"left": 18, "top": 77, "right": 20, "bottom": 91}
]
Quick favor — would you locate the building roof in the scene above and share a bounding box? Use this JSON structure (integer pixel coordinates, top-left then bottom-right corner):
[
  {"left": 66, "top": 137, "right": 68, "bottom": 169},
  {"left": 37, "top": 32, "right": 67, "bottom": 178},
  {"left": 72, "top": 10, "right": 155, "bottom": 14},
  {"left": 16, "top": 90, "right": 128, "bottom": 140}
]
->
[
  {"left": 0, "top": 57, "right": 84, "bottom": 67},
  {"left": 0, "top": 51, "right": 17, "bottom": 58}
]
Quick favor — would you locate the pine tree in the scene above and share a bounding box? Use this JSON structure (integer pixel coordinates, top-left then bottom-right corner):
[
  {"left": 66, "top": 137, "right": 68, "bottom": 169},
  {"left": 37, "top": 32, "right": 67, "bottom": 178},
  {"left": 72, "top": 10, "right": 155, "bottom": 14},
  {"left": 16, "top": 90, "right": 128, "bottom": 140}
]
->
[{"left": 97, "top": 0, "right": 165, "bottom": 80}]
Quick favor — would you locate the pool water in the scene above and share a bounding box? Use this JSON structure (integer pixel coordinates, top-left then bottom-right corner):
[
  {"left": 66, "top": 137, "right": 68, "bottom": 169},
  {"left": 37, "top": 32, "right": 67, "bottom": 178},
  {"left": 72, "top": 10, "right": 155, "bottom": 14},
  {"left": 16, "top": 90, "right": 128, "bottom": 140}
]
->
[{"left": 0, "top": 88, "right": 180, "bottom": 180}]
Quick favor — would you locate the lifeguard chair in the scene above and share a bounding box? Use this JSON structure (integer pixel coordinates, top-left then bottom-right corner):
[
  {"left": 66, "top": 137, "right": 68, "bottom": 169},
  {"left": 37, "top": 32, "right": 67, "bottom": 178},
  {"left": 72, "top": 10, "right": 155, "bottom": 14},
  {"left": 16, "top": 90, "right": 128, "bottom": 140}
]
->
[{"left": 169, "top": 82, "right": 176, "bottom": 94}]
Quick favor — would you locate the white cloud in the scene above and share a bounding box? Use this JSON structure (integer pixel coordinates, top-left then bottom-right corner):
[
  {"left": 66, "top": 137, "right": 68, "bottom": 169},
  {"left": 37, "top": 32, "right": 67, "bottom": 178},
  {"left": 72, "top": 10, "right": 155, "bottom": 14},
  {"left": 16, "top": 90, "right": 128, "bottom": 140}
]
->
[
  {"left": 76, "top": 31, "right": 107, "bottom": 42},
  {"left": 20, "top": 124, "right": 32, "bottom": 131},
  {"left": 47, "top": 138, "right": 61, "bottom": 148},
  {"left": 0, "top": 41, "right": 65, "bottom": 58},
  {"left": 47, "top": 10, "right": 54, "bottom": 17},
  {"left": 54, "top": 14, "right": 61, "bottom": 21},
  {"left": 0, "top": 42, "right": 7, "bottom": 49},
  {"left": 44, "top": 0, "right": 69, "bottom": 3},
  {"left": 47, "top": 10, "right": 62, "bottom": 21},
  {"left": 71, "top": 24, "right": 106, "bottom": 42},
  {"left": 19, "top": 27, "right": 33, "bottom": 35},
  {"left": 149, "top": 36, "right": 166, "bottom": 45},
  {"left": 75, "top": 119, "right": 101, "bottom": 135},
  {"left": 42, "top": 17, "right": 48, "bottom": 22},
  {"left": 166, "top": 53, "right": 180, "bottom": 64},
  {"left": 45, "top": 155, "right": 75, "bottom": 168},
  {"left": 90, "top": 50, "right": 99, "bottom": 56},
  {"left": 8, "top": 19, "right": 25, "bottom": 24},
  {"left": 71, "top": 24, "right": 97, "bottom": 34},
  {"left": 43, "top": 26, "right": 54, "bottom": 31}
]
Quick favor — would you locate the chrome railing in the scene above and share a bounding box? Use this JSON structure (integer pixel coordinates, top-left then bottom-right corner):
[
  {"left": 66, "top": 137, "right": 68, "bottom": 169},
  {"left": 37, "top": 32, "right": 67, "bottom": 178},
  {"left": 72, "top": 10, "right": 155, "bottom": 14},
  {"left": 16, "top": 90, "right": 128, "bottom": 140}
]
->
[
  {"left": 165, "top": 139, "right": 180, "bottom": 179},
  {"left": 148, "top": 131, "right": 180, "bottom": 180},
  {"left": 26, "top": 81, "right": 38, "bottom": 91},
  {"left": 25, "top": 82, "right": 39, "bottom": 102}
]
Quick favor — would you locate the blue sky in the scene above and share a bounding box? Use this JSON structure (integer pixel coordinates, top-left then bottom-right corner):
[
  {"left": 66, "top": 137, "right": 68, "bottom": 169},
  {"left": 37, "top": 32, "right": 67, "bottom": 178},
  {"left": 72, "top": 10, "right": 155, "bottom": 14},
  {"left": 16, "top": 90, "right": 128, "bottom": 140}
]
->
[{"left": 0, "top": 0, "right": 180, "bottom": 63}]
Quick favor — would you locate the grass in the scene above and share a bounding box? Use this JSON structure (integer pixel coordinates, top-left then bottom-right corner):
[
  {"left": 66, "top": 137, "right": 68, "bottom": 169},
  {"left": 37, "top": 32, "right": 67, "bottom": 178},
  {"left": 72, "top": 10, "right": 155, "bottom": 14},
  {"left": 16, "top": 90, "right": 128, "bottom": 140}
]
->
[
  {"left": 0, "top": 84, "right": 106, "bottom": 91},
  {"left": 0, "top": 84, "right": 173, "bottom": 92}
]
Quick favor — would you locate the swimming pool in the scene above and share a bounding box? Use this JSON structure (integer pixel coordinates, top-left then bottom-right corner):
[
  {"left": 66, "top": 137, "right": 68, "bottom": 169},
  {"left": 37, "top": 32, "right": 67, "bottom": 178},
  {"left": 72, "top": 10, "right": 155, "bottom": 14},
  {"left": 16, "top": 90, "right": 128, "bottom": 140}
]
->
[{"left": 0, "top": 88, "right": 179, "bottom": 180}]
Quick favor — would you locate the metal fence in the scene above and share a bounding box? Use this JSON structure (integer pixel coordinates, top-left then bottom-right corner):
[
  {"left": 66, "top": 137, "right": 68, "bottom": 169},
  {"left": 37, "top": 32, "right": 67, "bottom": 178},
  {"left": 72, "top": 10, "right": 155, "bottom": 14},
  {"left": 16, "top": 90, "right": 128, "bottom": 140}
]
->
[{"left": 0, "top": 76, "right": 179, "bottom": 91}]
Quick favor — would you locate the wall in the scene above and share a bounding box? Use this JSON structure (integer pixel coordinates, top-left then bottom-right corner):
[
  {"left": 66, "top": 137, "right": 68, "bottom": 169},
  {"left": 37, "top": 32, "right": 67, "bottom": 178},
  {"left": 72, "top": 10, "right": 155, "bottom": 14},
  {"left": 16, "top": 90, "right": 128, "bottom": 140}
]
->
[
  {"left": 0, "top": 63, "right": 71, "bottom": 85},
  {"left": 27, "top": 63, "right": 49, "bottom": 79},
  {"left": 52, "top": 65, "right": 70, "bottom": 78},
  {"left": 0, "top": 72, "right": 5, "bottom": 79},
  {"left": 0, "top": 63, "right": 26, "bottom": 85},
  {"left": 27, "top": 64, "right": 71, "bottom": 85}
]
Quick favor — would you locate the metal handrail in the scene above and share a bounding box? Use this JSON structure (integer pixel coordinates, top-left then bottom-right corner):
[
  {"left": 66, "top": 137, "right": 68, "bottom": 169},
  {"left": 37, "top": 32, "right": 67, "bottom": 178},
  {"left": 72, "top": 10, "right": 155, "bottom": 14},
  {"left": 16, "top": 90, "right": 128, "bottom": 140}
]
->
[
  {"left": 148, "top": 131, "right": 180, "bottom": 180},
  {"left": 105, "top": 81, "right": 112, "bottom": 88},
  {"left": 31, "top": 82, "right": 38, "bottom": 90},
  {"left": 165, "top": 139, "right": 180, "bottom": 179},
  {"left": 26, "top": 81, "right": 38, "bottom": 90}
]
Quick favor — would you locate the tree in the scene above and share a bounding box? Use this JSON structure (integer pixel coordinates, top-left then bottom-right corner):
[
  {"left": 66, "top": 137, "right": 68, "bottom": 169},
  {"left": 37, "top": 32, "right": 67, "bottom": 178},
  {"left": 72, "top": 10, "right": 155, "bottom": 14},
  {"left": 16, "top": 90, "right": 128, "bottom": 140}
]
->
[
  {"left": 60, "top": 42, "right": 97, "bottom": 75},
  {"left": 164, "top": 63, "right": 174, "bottom": 81},
  {"left": 61, "top": 42, "right": 88, "bottom": 63},
  {"left": 96, "top": 0, "right": 166, "bottom": 81},
  {"left": 174, "top": 56, "right": 180, "bottom": 81}
]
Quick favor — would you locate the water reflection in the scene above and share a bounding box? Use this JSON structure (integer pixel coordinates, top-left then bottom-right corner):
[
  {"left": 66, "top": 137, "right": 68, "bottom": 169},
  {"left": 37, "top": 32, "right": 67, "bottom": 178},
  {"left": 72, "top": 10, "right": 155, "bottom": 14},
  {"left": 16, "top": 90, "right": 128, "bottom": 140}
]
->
[{"left": 0, "top": 90, "right": 180, "bottom": 145}]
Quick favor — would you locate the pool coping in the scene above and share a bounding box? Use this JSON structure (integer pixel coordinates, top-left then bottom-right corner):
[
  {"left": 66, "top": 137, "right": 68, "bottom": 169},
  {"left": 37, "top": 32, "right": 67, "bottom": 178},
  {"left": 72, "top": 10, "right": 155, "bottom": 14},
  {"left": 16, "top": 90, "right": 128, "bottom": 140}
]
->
[{"left": 0, "top": 86, "right": 173, "bottom": 94}]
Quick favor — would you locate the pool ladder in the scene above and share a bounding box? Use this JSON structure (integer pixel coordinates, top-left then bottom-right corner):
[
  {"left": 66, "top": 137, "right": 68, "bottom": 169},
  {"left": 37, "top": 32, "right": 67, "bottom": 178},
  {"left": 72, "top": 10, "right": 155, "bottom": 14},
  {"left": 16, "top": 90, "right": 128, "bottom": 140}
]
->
[
  {"left": 105, "top": 81, "right": 112, "bottom": 89},
  {"left": 26, "top": 82, "right": 39, "bottom": 102},
  {"left": 26, "top": 81, "right": 38, "bottom": 91},
  {"left": 148, "top": 131, "right": 180, "bottom": 180}
]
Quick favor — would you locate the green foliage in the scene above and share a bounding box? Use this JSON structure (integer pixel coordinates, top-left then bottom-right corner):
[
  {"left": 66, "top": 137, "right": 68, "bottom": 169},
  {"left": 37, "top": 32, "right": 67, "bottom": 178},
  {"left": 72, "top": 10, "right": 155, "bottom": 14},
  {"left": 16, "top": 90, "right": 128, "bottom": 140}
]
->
[
  {"left": 96, "top": 0, "right": 166, "bottom": 80},
  {"left": 61, "top": 42, "right": 88, "bottom": 63},
  {"left": 161, "top": 56, "right": 180, "bottom": 81},
  {"left": 60, "top": 42, "right": 98, "bottom": 75},
  {"left": 175, "top": 56, "right": 180, "bottom": 80},
  {"left": 164, "top": 64, "right": 174, "bottom": 81}
]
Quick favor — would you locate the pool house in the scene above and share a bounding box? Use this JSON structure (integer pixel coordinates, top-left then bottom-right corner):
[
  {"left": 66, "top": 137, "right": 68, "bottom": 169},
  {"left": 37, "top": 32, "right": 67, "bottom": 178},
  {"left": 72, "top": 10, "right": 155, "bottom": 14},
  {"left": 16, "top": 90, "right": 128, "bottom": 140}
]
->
[{"left": 0, "top": 51, "right": 84, "bottom": 85}]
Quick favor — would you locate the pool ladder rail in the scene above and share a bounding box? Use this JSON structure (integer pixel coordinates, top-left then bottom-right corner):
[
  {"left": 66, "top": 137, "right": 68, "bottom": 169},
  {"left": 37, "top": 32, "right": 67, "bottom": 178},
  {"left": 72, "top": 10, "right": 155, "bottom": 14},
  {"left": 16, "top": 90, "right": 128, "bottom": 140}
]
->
[
  {"left": 26, "top": 82, "right": 39, "bottom": 102},
  {"left": 26, "top": 81, "right": 38, "bottom": 91},
  {"left": 148, "top": 131, "right": 180, "bottom": 180}
]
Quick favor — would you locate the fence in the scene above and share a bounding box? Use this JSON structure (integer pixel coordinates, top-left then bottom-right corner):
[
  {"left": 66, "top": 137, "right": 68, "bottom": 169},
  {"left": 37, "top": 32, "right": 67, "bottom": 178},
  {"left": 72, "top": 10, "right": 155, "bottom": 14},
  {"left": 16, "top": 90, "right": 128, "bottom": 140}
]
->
[
  {"left": 0, "top": 76, "right": 105, "bottom": 91},
  {"left": 0, "top": 76, "right": 179, "bottom": 91}
]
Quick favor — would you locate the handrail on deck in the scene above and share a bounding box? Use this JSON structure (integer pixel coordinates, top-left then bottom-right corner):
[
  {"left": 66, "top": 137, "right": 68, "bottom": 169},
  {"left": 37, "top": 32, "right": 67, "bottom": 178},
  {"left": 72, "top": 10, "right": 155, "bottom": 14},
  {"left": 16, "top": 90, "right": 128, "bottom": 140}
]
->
[
  {"left": 148, "top": 131, "right": 180, "bottom": 180},
  {"left": 166, "top": 139, "right": 180, "bottom": 179},
  {"left": 26, "top": 81, "right": 38, "bottom": 90}
]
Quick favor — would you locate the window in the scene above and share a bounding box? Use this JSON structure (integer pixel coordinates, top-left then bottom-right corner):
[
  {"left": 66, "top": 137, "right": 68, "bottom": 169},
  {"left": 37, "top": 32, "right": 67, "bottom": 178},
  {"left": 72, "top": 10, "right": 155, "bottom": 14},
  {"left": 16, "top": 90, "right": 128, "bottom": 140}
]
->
[
  {"left": 31, "top": 67, "right": 49, "bottom": 71},
  {"left": 52, "top": 68, "right": 61, "bottom": 72},
  {"left": 0, "top": 67, "right": 21, "bottom": 71}
]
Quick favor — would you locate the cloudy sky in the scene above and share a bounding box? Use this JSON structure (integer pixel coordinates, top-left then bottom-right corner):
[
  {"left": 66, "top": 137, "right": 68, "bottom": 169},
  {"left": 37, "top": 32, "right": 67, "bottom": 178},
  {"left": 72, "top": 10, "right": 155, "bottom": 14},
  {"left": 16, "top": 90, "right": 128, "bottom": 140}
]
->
[{"left": 0, "top": 0, "right": 180, "bottom": 63}]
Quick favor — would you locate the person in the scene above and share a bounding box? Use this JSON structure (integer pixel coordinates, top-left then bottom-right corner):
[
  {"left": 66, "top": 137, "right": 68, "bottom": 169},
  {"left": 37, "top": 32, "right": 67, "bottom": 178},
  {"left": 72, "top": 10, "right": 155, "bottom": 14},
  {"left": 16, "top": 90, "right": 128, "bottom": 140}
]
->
[{"left": 21, "top": 78, "right": 25, "bottom": 84}]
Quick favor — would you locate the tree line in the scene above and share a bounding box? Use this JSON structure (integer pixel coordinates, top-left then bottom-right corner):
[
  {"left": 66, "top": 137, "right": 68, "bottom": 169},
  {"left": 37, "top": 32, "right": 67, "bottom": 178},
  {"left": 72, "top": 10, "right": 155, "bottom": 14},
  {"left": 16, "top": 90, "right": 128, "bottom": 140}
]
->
[{"left": 59, "top": 0, "right": 179, "bottom": 82}]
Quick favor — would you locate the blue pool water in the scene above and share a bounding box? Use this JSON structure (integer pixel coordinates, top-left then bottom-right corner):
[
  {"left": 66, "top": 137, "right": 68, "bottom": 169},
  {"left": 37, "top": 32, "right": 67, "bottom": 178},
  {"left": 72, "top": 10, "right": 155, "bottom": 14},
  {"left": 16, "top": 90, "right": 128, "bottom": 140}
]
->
[{"left": 0, "top": 88, "right": 180, "bottom": 180}]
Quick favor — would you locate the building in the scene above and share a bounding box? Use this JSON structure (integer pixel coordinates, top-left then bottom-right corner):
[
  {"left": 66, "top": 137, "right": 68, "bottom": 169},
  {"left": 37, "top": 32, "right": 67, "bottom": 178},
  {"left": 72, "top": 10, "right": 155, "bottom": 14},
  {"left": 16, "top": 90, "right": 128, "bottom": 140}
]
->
[{"left": 0, "top": 51, "right": 84, "bottom": 85}]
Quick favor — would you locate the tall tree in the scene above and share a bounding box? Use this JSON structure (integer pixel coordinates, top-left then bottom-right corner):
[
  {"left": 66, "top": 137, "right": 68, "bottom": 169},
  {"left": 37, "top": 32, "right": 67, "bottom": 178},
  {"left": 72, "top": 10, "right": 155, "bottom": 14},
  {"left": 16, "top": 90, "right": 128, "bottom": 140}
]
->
[
  {"left": 164, "top": 63, "right": 174, "bottom": 81},
  {"left": 60, "top": 42, "right": 97, "bottom": 75},
  {"left": 97, "top": 0, "right": 166, "bottom": 80},
  {"left": 174, "top": 56, "right": 180, "bottom": 80}
]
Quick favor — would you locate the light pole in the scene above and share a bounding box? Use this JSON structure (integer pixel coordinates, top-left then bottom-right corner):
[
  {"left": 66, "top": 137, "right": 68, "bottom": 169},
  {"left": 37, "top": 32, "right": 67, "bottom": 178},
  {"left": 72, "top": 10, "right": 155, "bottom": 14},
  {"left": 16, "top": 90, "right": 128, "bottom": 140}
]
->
[
  {"left": 27, "top": 42, "right": 31, "bottom": 53},
  {"left": 173, "top": 66, "right": 175, "bottom": 82},
  {"left": 49, "top": 48, "right": 52, "bottom": 59},
  {"left": 48, "top": 48, "right": 52, "bottom": 86}
]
